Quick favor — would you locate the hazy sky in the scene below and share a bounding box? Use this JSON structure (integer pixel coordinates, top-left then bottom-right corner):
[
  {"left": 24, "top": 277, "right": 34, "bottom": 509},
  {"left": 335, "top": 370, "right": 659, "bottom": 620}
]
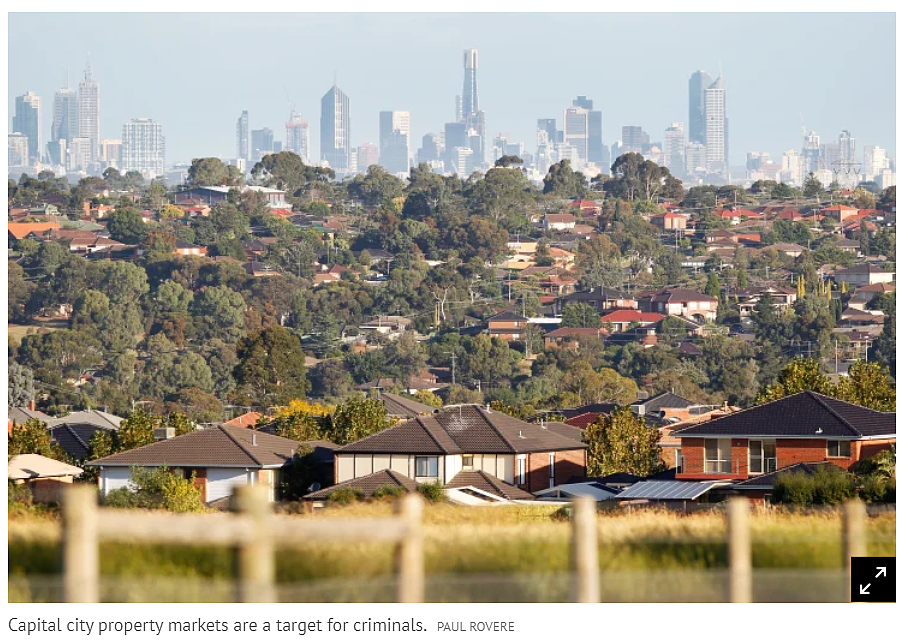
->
[{"left": 9, "top": 12, "right": 896, "bottom": 168}]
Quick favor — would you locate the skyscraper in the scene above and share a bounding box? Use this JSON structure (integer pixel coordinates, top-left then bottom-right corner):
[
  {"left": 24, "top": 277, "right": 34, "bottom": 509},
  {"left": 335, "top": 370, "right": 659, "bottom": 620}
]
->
[
  {"left": 663, "top": 123, "right": 686, "bottom": 177},
  {"left": 286, "top": 110, "right": 309, "bottom": 163},
  {"left": 621, "top": 126, "right": 647, "bottom": 154},
  {"left": 236, "top": 110, "right": 249, "bottom": 161},
  {"left": 9, "top": 133, "right": 29, "bottom": 167},
  {"left": 251, "top": 128, "right": 274, "bottom": 160},
  {"left": 357, "top": 142, "right": 379, "bottom": 173},
  {"left": 379, "top": 110, "right": 411, "bottom": 174},
  {"left": 417, "top": 133, "right": 441, "bottom": 164},
  {"left": 704, "top": 75, "right": 727, "bottom": 172},
  {"left": 320, "top": 84, "right": 351, "bottom": 172},
  {"left": 563, "top": 106, "right": 589, "bottom": 164},
  {"left": 78, "top": 60, "right": 100, "bottom": 163},
  {"left": 13, "top": 92, "right": 42, "bottom": 163},
  {"left": 121, "top": 118, "right": 165, "bottom": 176},
  {"left": 444, "top": 121, "right": 468, "bottom": 173},
  {"left": 537, "top": 119, "right": 558, "bottom": 146},
  {"left": 573, "top": 96, "right": 603, "bottom": 164},
  {"left": 52, "top": 88, "right": 78, "bottom": 142},
  {"left": 688, "top": 70, "right": 712, "bottom": 145},
  {"left": 461, "top": 49, "right": 479, "bottom": 120}
]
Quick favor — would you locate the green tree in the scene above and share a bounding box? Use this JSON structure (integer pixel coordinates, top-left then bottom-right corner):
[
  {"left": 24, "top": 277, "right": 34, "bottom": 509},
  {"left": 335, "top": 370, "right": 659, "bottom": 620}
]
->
[
  {"left": 8, "top": 361, "right": 36, "bottom": 408},
  {"left": 836, "top": 361, "right": 895, "bottom": 412},
  {"left": 585, "top": 407, "right": 664, "bottom": 477},
  {"left": 106, "top": 207, "right": 147, "bottom": 244},
  {"left": 803, "top": 173, "right": 824, "bottom": 198},
  {"left": 756, "top": 358, "right": 836, "bottom": 404},
  {"left": 325, "top": 397, "right": 394, "bottom": 445},
  {"left": 192, "top": 285, "right": 246, "bottom": 342},
  {"left": 560, "top": 302, "right": 603, "bottom": 328},
  {"left": 186, "top": 157, "right": 242, "bottom": 187},
  {"left": 232, "top": 325, "right": 310, "bottom": 406},
  {"left": 8, "top": 418, "right": 55, "bottom": 457},
  {"left": 116, "top": 409, "right": 158, "bottom": 452},
  {"left": 542, "top": 159, "right": 587, "bottom": 198}
]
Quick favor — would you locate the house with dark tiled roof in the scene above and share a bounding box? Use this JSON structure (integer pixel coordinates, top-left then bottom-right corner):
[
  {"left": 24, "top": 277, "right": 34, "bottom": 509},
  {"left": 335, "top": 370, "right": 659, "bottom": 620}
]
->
[
  {"left": 47, "top": 410, "right": 124, "bottom": 461},
  {"left": 557, "top": 286, "right": 637, "bottom": 314},
  {"left": 334, "top": 404, "right": 586, "bottom": 494},
  {"left": 485, "top": 310, "right": 528, "bottom": 342},
  {"left": 673, "top": 391, "right": 895, "bottom": 481},
  {"left": 637, "top": 288, "right": 718, "bottom": 322},
  {"left": 86, "top": 425, "right": 301, "bottom": 503},
  {"left": 377, "top": 392, "right": 439, "bottom": 421}
]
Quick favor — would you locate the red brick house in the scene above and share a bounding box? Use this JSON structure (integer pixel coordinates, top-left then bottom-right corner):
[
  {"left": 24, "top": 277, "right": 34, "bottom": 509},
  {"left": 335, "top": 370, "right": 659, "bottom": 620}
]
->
[
  {"left": 333, "top": 404, "right": 587, "bottom": 494},
  {"left": 485, "top": 310, "right": 528, "bottom": 342},
  {"left": 673, "top": 391, "right": 896, "bottom": 481}
]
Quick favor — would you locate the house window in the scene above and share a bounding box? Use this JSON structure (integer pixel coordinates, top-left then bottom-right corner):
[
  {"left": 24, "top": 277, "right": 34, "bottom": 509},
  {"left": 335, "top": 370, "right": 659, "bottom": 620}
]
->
[
  {"left": 517, "top": 455, "right": 526, "bottom": 485},
  {"left": 748, "top": 440, "right": 777, "bottom": 474},
  {"left": 549, "top": 453, "right": 556, "bottom": 489},
  {"left": 827, "top": 441, "right": 850, "bottom": 458},
  {"left": 415, "top": 457, "right": 439, "bottom": 478},
  {"left": 462, "top": 455, "right": 474, "bottom": 470},
  {"left": 704, "top": 438, "right": 731, "bottom": 473},
  {"left": 674, "top": 448, "right": 683, "bottom": 471}
]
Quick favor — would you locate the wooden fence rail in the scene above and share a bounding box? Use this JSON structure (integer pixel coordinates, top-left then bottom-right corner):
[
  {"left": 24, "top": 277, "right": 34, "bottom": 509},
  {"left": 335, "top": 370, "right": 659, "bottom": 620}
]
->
[{"left": 60, "top": 486, "right": 868, "bottom": 603}]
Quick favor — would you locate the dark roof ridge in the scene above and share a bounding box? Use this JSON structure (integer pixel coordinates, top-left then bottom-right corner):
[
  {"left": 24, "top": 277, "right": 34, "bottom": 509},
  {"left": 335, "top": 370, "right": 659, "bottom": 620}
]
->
[
  {"left": 673, "top": 391, "right": 804, "bottom": 435},
  {"left": 220, "top": 425, "right": 263, "bottom": 466},
  {"left": 807, "top": 390, "right": 894, "bottom": 415},
  {"left": 806, "top": 391, "right": 872, "bottom": 437},
  {"left": 472, "top": 406, "right": 518, "bottom": 453},
  {"left": 64, "top": 424, "right": 89, "bottom": 452},
  {"left": 414, "top": 415, "right": 448, "bottom": 452}
]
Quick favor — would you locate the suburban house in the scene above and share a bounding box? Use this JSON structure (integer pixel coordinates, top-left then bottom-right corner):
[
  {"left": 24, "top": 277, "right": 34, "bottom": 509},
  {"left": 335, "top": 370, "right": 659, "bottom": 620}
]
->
[
  {"left": 558, "top": 286, "right": 637, "bottom": 314},
  {"left": 543, "top": 213, "right": 576, "bottom": 231},
  {"left": 8, "top": 454, "right": 84, "bottom": 503},
  {"left": 637, "top": 288, "right": 718, "bottom": 322},
  {"left": 86, "top": 425, "right": 301, "bottom": 504},
  {"left": 566, "top": 198, "right": 602, "bottom": 217},
  {"left": 732, "top": 285, "right": 798, "bottom": 317},
  {"left": 601, "top": 309, "right": 665, "bottom": 332},
  {"left": 358, "top": 315, "right": 412, "bottom": 337},
  {"left": 763, "top": 243, "right": 807, "bottom": 258},
  {"left": 848, "top": 282, "right": 895, "bottom": 307},
  {"left": 629, "top": 391, "right": 715, "bottom": 424},
  {"left": 832, "top": 264, "right": 895, "bottom": 287},
  {"left": 377, "top": 392, "right": 439, "bottom": 421},
  {"left": 332, "top": 404, "right": 587, "bottom": 494},
  {"left": 673, "top": 391, "right": 896, "bottom": 481},
  {"left": 544, "top": 326, "right": 604, "bottom": 348},
  {"left": 485, "top": 310, "right": 528, "bottom": 342},
  {"left": 651, "top": 211, "right": 687, "bottom": 230},
  {"left": 730, "top": 461, "right": 838, "bottom": 505},
  {"left": 821, "top": 204, "right": 859, "bottom": 223},
  {"left": 47, "top": 410, "right": 124, "bottom": 461}
]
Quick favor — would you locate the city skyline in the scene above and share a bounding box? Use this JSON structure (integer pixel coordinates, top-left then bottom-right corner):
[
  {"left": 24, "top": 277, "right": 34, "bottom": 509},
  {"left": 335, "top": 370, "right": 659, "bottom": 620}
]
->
[{"left": 8, "top": 13, "right": 896, "bottom": 170}]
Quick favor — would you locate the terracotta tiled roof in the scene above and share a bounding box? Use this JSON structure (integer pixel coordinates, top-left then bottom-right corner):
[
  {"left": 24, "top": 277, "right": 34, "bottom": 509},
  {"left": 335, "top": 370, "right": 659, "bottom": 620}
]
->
[
  {"left": 8, "top": 222, "right": 62, "bottom": 239},
  {"left": 224, "top": 412, "right": 264, "bottom": 428}
]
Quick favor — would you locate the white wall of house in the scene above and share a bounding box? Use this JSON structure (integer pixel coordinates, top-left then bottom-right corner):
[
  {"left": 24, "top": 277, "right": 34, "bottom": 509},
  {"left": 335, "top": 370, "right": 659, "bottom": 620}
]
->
[
  {"left": 206, "top": 468, "right": 253, "bottom": 502},
  {"left": 336, "top": 452, "right": 518, "bottom": 485},
  {"left": 98, "top": 467, "right": 133, "bottom": 495}
]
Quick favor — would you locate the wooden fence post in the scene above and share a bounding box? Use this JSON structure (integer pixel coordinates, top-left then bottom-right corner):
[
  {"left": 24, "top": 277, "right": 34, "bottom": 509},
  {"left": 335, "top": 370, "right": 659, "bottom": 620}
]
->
[
  {"left": 395, "top": 493, "right": 424, "bottom": 603},
  {"left": 842, "top": 499, "right": 866, "bottom": 603},
  {"left": 571, "top": 495, "right": 600, "bottom": 603},
  {"left": 233, "top": 484, "right": 275, "bottom": 603},
  {"left": 62, "top": 484, "right": 99, "bottom": 604},
  {"left": 727, "top": 497, "right": 752, "bottom": 603}
]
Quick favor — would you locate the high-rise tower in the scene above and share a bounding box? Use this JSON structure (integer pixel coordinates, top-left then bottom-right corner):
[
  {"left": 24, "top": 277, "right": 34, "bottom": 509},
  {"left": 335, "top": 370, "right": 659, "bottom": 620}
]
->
[
  {"left": 461, "top": 49, "right": 479, "bottom": 120},
  {"left": 379, "top": 110, "right": 411, "bottom": 174},
  {"left": 320, "top": 84, "right": 351, "bottom": 172},
  {"left": 78, "top": 59, "right": 100, "bottom": 163},
  {"left": 704, "top": 74, "right": 727, "bottom": 172},
  {"left": 688, "top": 70, "right": 712, "bottom": 146},
  {"left": 13, "top": 92, "right": 42, "bottom": 163},
  {"left": 236, "top": 110, "right": 249, "bottom": 161}
]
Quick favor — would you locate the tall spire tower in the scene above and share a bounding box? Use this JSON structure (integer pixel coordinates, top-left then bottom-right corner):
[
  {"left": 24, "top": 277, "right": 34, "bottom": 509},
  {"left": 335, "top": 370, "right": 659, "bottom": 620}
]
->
[{"left": 78, "top": 55, "right": 100, "bottom": 164}]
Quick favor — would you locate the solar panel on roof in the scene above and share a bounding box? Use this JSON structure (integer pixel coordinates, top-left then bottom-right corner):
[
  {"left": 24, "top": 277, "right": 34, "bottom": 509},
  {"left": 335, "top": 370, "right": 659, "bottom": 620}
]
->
[{"left": 616, "top": 480, "right": 725, "bottom": 501}]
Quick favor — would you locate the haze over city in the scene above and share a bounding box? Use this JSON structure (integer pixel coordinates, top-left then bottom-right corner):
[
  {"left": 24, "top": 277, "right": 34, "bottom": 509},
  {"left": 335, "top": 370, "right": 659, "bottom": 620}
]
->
[{"left": 9, "top": 12, "right": 896, "bottom": 168}]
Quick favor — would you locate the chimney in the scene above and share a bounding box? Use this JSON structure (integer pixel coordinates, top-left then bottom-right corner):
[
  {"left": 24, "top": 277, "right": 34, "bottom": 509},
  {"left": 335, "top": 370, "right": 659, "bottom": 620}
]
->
[
  {"left": 485, "top": 403, "right": 491, "bottom": 413},
  {"left": 154, "top": 427, "right": 175, "bottom": 441},
  {"left": 252, "top": 433, "right": 257, "bottom": 446},
  {"left": 28, "top": 400, "right": 36, "bottom": 411}
]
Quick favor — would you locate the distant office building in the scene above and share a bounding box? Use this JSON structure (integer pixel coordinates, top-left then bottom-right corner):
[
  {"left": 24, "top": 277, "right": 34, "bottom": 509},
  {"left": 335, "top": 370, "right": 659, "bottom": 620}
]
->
[
  {"left": 13, "top": 92, "right": 42, "bottom": 163},
  {"left": 98, "top": 139, "right": 122, "bottom": 167},
  {"left": 864, "top": 146, "right": 888, "bottom": 178},
  {"left": 493, "top": 135, "right": 524, "bottom": 161},
  {"left": 663, "top": 123, "right": 686, "bottom": 177},
  {"left": 67, "top": 137, "right": 91, "bottom": 172},
  {"left": 803, "top": 130, "right": 822, "bottom": 173},
  {"left": 444, "top": 121, "right": 468, "bottom": 173},
  {"left": 8, "top": 133, "right": 29, "bottom": 167},
  {"left": 704, "top": 74, "right": 727, "bottom": 172},
  {"left": 52, "top": 88, "right": 79, "bottom": 144},
  {"left": 121, "top": 118, "right": 165, "bottom": 176},
  {"left": 272, "top": 141, "right": 282, "bottom": 153},
  {"left": 286, "top": 110, "right": 309, "bottom": 163},
  {"left": 251, "top": 128, "right": 274, "bottom": 160},
  {"left": 320, "top": 84, "right": 351, "bottom": 172},
  {"left": 781, "top": 149, "right": 805, "bottom": 186},
  {"left": 621, "top": 126, "right": 648, "bottom": 154},
  {"left": 564, "top": 107, "right": 589, "bottom": 164},
  {"left": 537, "top": 119, "right": 558, "bottom": 145},
  {"left": 452, "top": 147, "right": 475, "bottom": 177},
  {"left": 685, "top": 142, "right": 707, "bottom": 175},
  {"left": 357, "top": 142, "right": 379, "bottom": 173},
  {"left": 746, "top": 152, "right": 770, "bottom": 172},
  {"left": 573, "top": 96, "right": 603, "bottom": 164},
  {"left": 417, "top": 133, "right": 441, "bottom": 164},
  {"left": 688, "top": 70, "right": 712, "bottom": 145},
  {"left": 78, "top": 61, "right": 100, "bottom": 163},
  {"left": 236, "top": 110, "right": 249, "bottom": 161},
  {"left": 379, "top": 110, "right": 411, "bottom": 174}
]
